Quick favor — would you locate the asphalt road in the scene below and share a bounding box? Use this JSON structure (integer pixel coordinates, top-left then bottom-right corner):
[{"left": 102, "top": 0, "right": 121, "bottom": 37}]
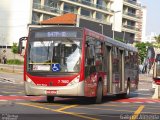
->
[{"left": 0, "top": 72, "right": 160, "bottom": 120}]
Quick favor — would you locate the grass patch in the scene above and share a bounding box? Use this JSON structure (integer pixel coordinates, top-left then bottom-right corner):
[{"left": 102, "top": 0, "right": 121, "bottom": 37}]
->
[{"left": 7, "top": 59, "right": 23, "bottom": 65}]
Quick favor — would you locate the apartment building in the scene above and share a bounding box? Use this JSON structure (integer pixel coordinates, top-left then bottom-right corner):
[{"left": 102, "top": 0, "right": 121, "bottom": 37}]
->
[
  {"left": 0, "top": 0, "right": 146, "bottom": 46},
  {"left": 32, "top": 0, "right": 146, "bottom": 43}
]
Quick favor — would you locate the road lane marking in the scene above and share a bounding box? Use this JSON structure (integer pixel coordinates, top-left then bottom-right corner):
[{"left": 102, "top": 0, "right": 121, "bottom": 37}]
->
[
  {"left": 130, "top": 105, "right": 144, "bottom": 120},
  {"left": 75, "top": 105, "right": 160, "bottom": 115},
  {"left": 56, "top": 105, "right": 78, "bottom": 111},
  {"left": 30, "top": 102, "right": 64, "bottom": 107},
  {"left": 77, "top": 106, "right": 135, "bottom": 113},
  {"left": 17, "top": 103, "right": 99, "bottom": 120},
  {"left": 96, "top": 104, "right": 147, "bottom": 108}
]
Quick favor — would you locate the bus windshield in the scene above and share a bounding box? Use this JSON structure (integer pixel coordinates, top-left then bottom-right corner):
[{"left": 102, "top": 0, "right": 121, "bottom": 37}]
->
[{"left": 27, "top": 38, "right": 81, "bottom": 73}]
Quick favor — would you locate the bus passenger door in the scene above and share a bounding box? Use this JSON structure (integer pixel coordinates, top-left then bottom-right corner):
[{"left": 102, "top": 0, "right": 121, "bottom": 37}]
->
[
  {"left": 84, "top": 36, "right": 97, "bottom": 97},
  {"left": 112, "top": 47, "right": 125, "bottom": 94},
  {"left": 119, "top": 50, "right": 125, "bottom": 92},
  {"left": 104, "top": 45, "right": 112, "bottom": 93}
]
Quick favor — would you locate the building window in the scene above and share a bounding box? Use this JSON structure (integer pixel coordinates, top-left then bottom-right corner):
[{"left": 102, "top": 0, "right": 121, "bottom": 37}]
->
[
  {"left": 81, "top": 8, "right": 91, "bottom": 17},
  {"left": 45, "top": 0, "right": 58, "bottom": 7},
  {"left": 128, "top": 8, "right": 136, "bottom": 14},
  {"left": 96, "top": 12, "right": 105, "bottom": 20},
  {"left": 33, "top": 0, "right": 41, "bottom": 4},
  {"left": 64, "top": 3, "right": 77, "bottom": 14},
  {"left": 97, "top": 0, "right": 103, "bottom": 6},
  {"left": 127, "top": 21, "right": 135, "bottom": 26},
  {"left": 32, "top": 12, "right": 41, "bottom": 24}
]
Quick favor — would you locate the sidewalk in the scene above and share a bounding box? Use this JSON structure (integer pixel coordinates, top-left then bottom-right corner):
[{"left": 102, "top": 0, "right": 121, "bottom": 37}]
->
[
  {"left": 139, "top": 73, "right": 153, "bottom": 81},
  {"left": 0, "top": 64, "right": 23, "bottom": 74},
  {"left": 138, "top": 74, "right": 153, "bottom": 91}
]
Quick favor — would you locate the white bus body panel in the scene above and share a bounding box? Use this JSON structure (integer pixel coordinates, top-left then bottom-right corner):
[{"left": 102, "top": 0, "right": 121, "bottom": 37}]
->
[{"left": 24, "top": 81, "right": 85, "bottom": 96}]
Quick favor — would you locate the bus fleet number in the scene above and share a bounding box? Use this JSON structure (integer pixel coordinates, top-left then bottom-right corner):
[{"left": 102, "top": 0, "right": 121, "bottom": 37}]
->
[{"left": 58, "top": 80, "right": 69, "bottom": 84}]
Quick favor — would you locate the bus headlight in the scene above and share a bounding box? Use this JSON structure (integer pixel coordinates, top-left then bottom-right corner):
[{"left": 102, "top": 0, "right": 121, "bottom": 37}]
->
[
  {"left": 67, "top": 76, "right": 80, "bottom": 86},
  {"left": 26, "top": 76, "right": 35, "bottom": 85}
]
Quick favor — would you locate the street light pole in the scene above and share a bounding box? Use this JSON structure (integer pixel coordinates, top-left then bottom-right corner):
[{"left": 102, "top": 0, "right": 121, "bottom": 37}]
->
[
  {"left": 112, "top": 11, "right": 121, "bottom": 40},
  {"left": 99, "top": 24, "right": 103, "bottom": 35}
]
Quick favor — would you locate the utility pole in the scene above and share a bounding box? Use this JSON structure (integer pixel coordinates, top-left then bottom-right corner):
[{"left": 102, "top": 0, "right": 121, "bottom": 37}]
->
[{"left": 99, "top": 24, "right": 104, "bottom": 35}]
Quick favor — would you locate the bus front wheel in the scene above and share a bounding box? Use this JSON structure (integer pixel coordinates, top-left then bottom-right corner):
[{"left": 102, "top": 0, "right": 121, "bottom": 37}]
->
[
  {"left": 95, "top": 81, "right": 103, "bottom": 104},
  {"left": 47, "top": 96, "right": 55, "bottom": 103}
]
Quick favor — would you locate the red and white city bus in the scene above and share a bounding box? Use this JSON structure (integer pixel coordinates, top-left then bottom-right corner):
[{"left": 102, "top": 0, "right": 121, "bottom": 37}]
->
[{"left": 19, "top": 27, "right": 139, "bottom": 103}]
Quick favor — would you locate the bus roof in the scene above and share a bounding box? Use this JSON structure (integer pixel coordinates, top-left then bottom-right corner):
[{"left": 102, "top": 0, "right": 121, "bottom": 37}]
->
[{"left": 105, "top": 36, "right": 138, "bottom": 52}]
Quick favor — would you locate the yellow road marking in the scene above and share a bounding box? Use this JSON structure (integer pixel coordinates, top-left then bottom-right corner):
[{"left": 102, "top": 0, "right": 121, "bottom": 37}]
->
[
  {"left": 57, "top": 105, "right": 78, "bottom": 111},
  {"left": 101, "top": 103, "right": 160, "bottom": 110},
  {"left": 130, "top": 105, "right": 144, "bottom": 120},
  {"left": 17, "top": 103, "right": 99, "bottom": 120},
  {"left": 100, "top": 104, "right": 140, "bottom": 107},
  {"left": 30, "top": 102, "right": 64, "bottom": 107},
  {"left": 67, "top": 105, "right": 160, "bottom": 115},
  {"left": 78, "top": 106, "right": 135, "bottom": 113}
]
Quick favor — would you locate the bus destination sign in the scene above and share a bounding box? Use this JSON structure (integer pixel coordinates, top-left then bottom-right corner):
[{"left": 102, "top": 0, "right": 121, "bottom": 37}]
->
[{"left": 35, "top": 31, "right": 77, "bottom": 38}]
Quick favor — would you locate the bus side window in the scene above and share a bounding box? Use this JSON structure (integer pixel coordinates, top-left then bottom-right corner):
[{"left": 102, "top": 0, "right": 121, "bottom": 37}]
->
[
  {"left": 130, "top": 52, "right": 134, "bottom": 68},
  {"left": 112, "top": 47, "right": 119, "bottom": 73},
  {"left": 125, "top": 50, "right": 130, "bottom": 68},
  {"left": 95, "top": 41, "right": 103, "bottom": 71}
]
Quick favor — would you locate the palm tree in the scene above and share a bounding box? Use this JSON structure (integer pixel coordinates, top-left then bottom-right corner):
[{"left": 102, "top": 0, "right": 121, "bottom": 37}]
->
[{"left": 154, "top": 34, "right": 160, "bottom": 43}]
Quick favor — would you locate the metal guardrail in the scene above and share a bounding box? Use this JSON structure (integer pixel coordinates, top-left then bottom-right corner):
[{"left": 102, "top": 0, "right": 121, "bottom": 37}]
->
[
  {"left": 123, "top": 25, "right": 140, "bottom": 31},
  {"left": 33, "top": 3, "right": 109, "bottom": 24},
  {"left": 123, "top": 12, "right": 141, "bottom": 19},
  {"left": 70, "top": 0, "right": 113, "bottom": 13},
  {"left": 33, "top": 3, "right": 61, "bottom": 14},
  {"left": 124, "top": 0, "right": 141, "bottom": 7}
]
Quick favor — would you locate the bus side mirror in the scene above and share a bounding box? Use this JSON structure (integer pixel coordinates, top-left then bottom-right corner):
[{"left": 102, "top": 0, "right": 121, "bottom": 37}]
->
[
  {"left": 18, "top": 40, "right": 22, "bottom": 54},
  {"left": 18, "top": 37, "right": 27, "bottom": 54}
]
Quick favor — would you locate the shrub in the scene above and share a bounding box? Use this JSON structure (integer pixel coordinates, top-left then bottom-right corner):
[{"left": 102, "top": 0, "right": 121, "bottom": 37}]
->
[{"left": 7, "top": 59, "right": 23, "bottom": 65}]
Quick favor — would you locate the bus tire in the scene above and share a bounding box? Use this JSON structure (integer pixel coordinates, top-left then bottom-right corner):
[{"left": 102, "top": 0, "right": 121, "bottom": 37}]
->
[
  {"left": 47, "top": 96, "right": 55, "bottom": 103},
  {"left": 95, "top": 81, "right": 103, "bottom": 104}
]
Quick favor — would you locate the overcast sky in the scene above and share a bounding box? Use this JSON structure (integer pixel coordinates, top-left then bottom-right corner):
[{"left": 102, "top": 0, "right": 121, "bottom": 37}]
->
[{"left": 140, "top": 0, "right": 160, "bottom": 35}]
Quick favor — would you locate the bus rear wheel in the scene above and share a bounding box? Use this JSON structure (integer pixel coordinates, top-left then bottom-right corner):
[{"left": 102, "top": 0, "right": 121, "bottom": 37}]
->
[
  {"left": 95, "top": 81, "right": 103, "bottom": 104},
  {"left": 47, "top": 96, "right": 55, "bottom": 103}
]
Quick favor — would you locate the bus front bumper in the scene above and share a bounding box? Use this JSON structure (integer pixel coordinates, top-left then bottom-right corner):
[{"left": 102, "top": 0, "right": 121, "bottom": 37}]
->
[{"left": 24, "top": 81, "right": 84, "bottom": 97}]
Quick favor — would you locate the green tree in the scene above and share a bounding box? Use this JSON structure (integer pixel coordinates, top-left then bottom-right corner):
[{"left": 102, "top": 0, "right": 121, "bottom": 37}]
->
[
  {"left": 154, "top": 34, "right": 160, "bottom": 43},
  {"left": 135, "top": 42, "right": 152, "bottom": 64},
  {"left": 11, "top": 43, "right": 18, "bottom": 72},
  {"left": 11, "top": 43, "right": 18, "bottom": 54}
]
